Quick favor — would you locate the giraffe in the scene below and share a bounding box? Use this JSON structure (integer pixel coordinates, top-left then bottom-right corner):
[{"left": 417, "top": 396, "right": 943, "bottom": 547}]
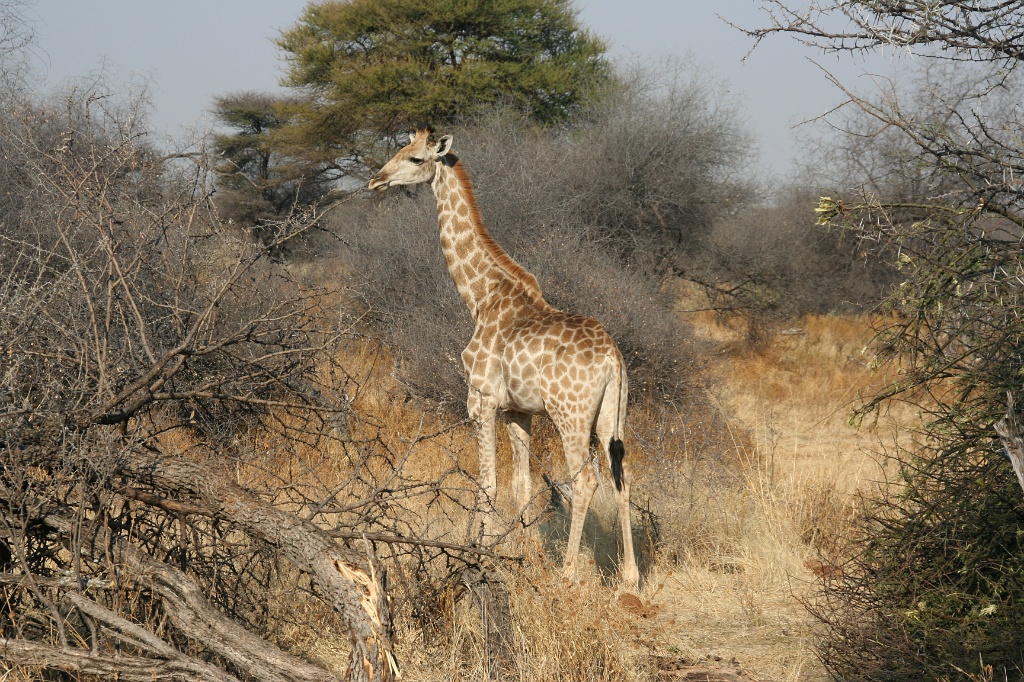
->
[{"left": 368, "top": 129, "right": 639, "bottom": 588}]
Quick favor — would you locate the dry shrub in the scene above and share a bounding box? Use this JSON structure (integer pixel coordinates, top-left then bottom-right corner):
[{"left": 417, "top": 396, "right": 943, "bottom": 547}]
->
[
  {"left": 332, "top": 190, "right": 470, "bottom": 406},
  {"left": 0, "top": 77, "right": 446, "bottom": 680},
  {"left": 557, "top": 59, "right": 754, "bottom": 269},
  {"left": 698, "top": 185, "right": 898, "bottom": 328},
  {"left": 332, "top": 98, "right": 720, "bottom": 406}
]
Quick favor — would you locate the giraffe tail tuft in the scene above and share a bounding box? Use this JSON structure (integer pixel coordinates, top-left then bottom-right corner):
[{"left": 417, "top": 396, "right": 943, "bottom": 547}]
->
[{"left": 609, "top": 438, "right": 625, "bottom": 492}]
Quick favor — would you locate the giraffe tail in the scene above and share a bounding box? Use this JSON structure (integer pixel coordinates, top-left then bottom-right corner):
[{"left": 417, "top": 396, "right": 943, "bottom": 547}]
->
[
  {"left": 608, "top": 355, "right": 628, "bottom": 493},
  {"left": 610, "top": 438, "right": 625, "bottom": 492}
]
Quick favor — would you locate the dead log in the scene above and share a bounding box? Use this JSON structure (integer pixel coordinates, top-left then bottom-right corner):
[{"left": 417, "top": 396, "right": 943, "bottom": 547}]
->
[
  {"left": 45, "top": 515, "right": 339, "bottom": 682},
  {"left": 25, "top": 442, "right": 399, "bottom": 682},
  {"left": 0, "top": 637, "right": 239, "bottom": 682},
  {"left": 994, "top": 391, "right": 1024, "bottom": 498},
  {"left": 121, "top": 448, "right": 400, "bottom": 682}
]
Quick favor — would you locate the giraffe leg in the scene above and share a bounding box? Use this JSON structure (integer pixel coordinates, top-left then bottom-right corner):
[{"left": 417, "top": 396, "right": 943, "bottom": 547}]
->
[
  {"left": 561, "top": 430, "right": 597, "bottom": 583},
  {"left": 468, "top": 389, "right": 499, "bottom": 539},
  {"left": 505, "top": 411, "right": 533, "bottom": 525},
  {"left": 596, "top": 388, "right": 639, "bottom": 589},
  {"left": 609, "top": 451, "right": 639, "bottom": 589}
]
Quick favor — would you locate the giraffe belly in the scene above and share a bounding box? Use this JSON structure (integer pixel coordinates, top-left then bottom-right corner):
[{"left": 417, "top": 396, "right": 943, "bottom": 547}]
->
[{"left": 503, "top": 378, "right": 545, "bottom": 414}]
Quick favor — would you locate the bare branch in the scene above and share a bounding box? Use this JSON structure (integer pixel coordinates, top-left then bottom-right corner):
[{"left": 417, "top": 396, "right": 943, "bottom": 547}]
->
[
  {"left": 0, "top": 637, "right": 240, "bottom": 682},
  {"left": 738, "top": 1, "right": 1024, "bottom": 64},
  {"left": 112, "top": 446, "right": 399, "bottom": 682}
]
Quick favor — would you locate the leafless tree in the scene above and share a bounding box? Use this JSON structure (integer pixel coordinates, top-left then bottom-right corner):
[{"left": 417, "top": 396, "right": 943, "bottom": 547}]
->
[
  {"left": 0, "top": 81, "right": 469, "bottom": 681},
  {"left": 742, "top": 1, "right": 1024, "bottom": 421},
  {"left": 0, "top": 0, "right": 34, "bottom": 93},
  {"left": 746, "top": 1, "right": 1024, "bottom": 64}
]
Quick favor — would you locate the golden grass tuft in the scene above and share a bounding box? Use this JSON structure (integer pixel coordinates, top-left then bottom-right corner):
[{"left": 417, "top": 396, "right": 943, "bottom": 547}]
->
[{"left": 396, "top": 553, "right": 654, "bottom": 681}]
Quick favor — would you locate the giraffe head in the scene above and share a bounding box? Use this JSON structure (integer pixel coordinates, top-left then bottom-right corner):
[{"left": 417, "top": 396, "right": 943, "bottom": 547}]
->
[{"left": 368, "top": 129, "right": 453, "bottom": 191}]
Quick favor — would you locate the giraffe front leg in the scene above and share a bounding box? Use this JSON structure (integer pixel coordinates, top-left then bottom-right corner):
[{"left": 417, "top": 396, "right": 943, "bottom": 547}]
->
[{"left": 468, "top": 388, "right": 499, "bottom": 539}]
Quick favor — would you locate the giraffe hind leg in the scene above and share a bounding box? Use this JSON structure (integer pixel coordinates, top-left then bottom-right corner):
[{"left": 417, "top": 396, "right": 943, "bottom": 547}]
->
[
  {"left": 609, "top": 441, "right": 638, "bottom": 588},
  {"left": 560, "top": 430, "right": 597, "bottom": 582},
  {"left": 609, "top": 438, "right": 625, "bottom": 492},
  {"left": 596, "top": 390, "right": 639, "bottom": 588}
]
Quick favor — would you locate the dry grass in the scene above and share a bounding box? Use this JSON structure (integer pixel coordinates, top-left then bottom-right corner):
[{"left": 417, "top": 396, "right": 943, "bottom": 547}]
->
[
  {"left": 397, "top": 559, "right": 655, "bottom": 681},
  {"left": 625, "top": 310, "right": 917, "bottom": 681},
  {"left": 707, "top": 313, "right": 908, "bottom": 492},
  {"left": 194, "top": 304, "right": 914, "bottom": 681}
]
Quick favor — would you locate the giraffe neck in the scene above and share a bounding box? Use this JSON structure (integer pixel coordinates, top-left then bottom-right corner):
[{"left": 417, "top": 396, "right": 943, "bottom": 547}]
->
[{"left": 431, "top": 157, "right": 544, "bottom": 320}]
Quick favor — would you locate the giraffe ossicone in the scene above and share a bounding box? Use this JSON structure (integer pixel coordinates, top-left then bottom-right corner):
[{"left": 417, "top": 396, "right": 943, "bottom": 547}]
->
[{"left": 369, "top": 129, "right": 639, "bottom": 588}]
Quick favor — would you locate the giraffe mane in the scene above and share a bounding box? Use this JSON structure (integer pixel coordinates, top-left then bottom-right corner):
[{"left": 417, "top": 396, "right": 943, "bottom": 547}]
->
[{"left": 449, "top": 157, "right": 545, "bottom": 303}]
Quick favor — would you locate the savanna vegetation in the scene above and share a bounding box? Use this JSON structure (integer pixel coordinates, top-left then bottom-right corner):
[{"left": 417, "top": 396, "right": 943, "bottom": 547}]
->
[
  {"left": 747, "top": 3, "right": 1024, "bottom": 679},
  {"left": 3, "top": 0, "right": 1024, "bottom": 680}
]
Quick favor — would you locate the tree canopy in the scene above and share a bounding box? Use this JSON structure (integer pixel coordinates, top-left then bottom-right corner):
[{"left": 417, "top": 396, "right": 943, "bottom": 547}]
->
[
  {"left": 211, "top": 91, "right": 289, "bottom": 220},
  {"left": 210, "top": 90, "right": 331, "bottom": 235},
  {"left": 275, "top": 0, "right": 612, "bottom": 168}
]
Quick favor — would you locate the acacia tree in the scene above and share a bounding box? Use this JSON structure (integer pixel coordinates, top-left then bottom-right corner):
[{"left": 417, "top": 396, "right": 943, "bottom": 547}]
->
[
  {"left": 273, "top": 0, "right": 611, "bottom": 173},
  {"left": 212, "top": 91, "right": 291, "bottom": 222},
  {"left": 210, "top": 90, "right": 332, "bottom": 248},
  {"left": 744, "top": 2, "right": 1024, "bottom": 678}
]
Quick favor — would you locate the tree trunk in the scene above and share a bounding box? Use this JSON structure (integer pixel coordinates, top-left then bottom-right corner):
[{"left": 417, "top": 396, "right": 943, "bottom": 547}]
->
[{"left": 994, "top": 391, "right": 1024, "bottom": 498}]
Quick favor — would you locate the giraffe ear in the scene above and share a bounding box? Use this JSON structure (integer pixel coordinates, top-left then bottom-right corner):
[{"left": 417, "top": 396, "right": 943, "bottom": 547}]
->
[{"left": 435, "top": 135, "right": 453, "bottom": 157}]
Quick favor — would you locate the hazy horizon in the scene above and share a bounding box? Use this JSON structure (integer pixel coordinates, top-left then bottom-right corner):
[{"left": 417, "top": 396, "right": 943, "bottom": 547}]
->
[{"left": 25, "top": 1, "right": 898, "bottom": 178}]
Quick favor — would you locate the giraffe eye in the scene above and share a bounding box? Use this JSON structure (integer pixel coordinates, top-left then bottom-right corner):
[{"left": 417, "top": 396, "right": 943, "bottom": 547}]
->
[{"left": 410, "top": 157, "right": 424, "bottom": 165}]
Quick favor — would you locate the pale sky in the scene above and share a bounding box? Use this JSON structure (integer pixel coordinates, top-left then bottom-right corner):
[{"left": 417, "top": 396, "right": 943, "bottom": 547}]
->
[{"left": 24, "top": 1, "right": 896, "bottom": 178}]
